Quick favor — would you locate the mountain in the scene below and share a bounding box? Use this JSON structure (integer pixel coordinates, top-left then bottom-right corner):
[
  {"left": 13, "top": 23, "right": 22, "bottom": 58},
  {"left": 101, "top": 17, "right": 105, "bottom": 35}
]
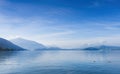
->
[
  {"left": 0, "top": 38, "right": 25, "bottom": 51},
  {"left": 83, "top": 45, "right": 120, "bottom": 51},
  {"left": 35, "top": 47, "right": 62, "bottom": 50},
  {"left": 11, "top": 38, "right": 47, "bottom": 51},
  {"left": 83, "top": 47, "right": 100, "bottom": 50}
]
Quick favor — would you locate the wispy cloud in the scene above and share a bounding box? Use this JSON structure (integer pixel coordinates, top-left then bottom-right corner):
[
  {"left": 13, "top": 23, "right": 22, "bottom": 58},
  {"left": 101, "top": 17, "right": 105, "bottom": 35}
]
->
[
  {"left": 1, "top": 13, "right": 120, "bottom": 48},
  {"left": 0, "top": 0, "right": 120, "bottom": 48},
  {"left": 90, "top": 1, "right": 100, "bottom": 7},
  {"left": 0, "top": 13, "right": 75, "bottom": 39},
  {"left": 37, "top": 31, "right": 75, "bottom": 38}
]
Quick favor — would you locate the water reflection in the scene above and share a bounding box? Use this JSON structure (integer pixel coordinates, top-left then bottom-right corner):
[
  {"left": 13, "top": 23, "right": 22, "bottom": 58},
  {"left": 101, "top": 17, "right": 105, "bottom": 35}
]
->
[
  {"left": 0, "top": 50, "right": 120, "bottom": 74},
  {"left": 0, "top": 51, "right": 16, "bottom": 63}
]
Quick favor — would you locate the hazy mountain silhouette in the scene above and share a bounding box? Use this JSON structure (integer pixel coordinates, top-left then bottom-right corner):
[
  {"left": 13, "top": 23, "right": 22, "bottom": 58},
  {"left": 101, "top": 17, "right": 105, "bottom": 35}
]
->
[
  {"left": 83, "top": 45, "right": 120, "bottom": 51},
  {"left": 0, "top": 38, "right": 25, "bottom": 51},
  {"left": 11, "top": 38, "right": 47, "bottom": 51}
]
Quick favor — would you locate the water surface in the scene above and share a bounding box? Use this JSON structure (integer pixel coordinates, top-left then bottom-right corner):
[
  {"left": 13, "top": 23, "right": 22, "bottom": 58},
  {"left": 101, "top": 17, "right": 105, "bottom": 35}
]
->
[{"left": 0, "top": 50, "right": 120, "bottom": 74}]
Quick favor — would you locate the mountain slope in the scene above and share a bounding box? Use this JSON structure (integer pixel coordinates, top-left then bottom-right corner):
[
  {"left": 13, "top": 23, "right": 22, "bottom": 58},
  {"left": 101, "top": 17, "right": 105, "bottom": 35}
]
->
[
  {"left": 11, "top": 38, "right": 46, "bottom": 51},
  {"left": 83, "top": 45, "right": 120, "bottom": 51},
  {"left": 0, "top": 38, "right": 25, "bottom": 51}
]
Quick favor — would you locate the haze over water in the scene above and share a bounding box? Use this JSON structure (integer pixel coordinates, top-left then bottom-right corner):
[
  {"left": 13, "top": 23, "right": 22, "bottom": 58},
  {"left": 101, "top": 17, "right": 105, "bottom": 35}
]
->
[{"left": 0, "top": 50, "right": 120, "bottom": 74}]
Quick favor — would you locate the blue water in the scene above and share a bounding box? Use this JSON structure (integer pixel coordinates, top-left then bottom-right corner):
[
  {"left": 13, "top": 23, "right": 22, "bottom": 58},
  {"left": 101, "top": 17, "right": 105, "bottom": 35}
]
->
[{"left": 0, "top": 50, "right": 120, "bottom": 74}]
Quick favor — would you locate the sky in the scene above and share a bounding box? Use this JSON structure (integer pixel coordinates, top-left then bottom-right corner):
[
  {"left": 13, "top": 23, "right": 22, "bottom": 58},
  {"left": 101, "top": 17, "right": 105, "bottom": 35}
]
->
[{"left": 0, "top": 0, "right": 120, "bottom": 48}]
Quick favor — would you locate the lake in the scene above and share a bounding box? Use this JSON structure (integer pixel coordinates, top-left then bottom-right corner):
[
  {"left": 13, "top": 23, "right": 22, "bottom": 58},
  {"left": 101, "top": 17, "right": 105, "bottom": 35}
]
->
[{"left": 0, "top": 50, "right": 120, "bottom": 74}]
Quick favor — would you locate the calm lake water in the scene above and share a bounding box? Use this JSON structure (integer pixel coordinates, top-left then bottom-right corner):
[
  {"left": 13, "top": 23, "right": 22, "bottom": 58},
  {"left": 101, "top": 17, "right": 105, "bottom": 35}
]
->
[{"left": 0, "top": 50, "right": 120, "bottom": 74}]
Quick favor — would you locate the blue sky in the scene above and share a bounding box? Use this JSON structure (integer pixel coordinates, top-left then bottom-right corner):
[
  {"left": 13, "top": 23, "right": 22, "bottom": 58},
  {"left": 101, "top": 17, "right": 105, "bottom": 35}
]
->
[{"left": 0, "top": 0, "right": 120, "bottom": 48}]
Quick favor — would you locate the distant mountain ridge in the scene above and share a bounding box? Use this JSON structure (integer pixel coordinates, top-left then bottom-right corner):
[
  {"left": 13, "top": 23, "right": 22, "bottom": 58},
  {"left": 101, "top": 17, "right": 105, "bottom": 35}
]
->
[
  {"left": 11, "top": 38, "right": 47, "bottom": 51},
  {"left": 0, "top": 38, "right": 25, "bottom": 51},
  {"left": 83, "top": 45, "right": 120, "bottom": 51},
  {"left": 1, "top": 37, "right": 120, "bottom": 51}
]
